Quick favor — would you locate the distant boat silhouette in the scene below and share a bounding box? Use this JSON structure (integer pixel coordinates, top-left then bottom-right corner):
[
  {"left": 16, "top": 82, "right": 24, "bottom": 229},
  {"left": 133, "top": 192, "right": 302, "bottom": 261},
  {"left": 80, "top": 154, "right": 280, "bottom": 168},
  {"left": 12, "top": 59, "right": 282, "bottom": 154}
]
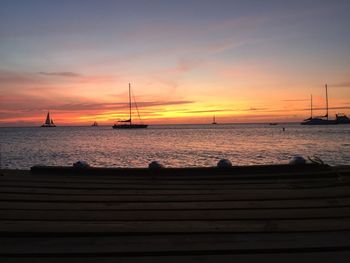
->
[
  {"left": 92, "top": 121, "right": 98, "bottom": 127},
  {"left": 335, "top": 113, "right": 350, "bottom": 124},
  {"left": 269, "top": 123, "right": 278, "bottom": 125},
  {"left": 212, "top": 115, "right": 217, "bottom": 125},
  {"left": 301, "top": 85, "right": 336, "bottom": 125},
  {"left": 41, "top": 111, "right": 56, "bottom": 127},
  {"left": 112, "top": 83, "right": 148, "bottom": 129}
]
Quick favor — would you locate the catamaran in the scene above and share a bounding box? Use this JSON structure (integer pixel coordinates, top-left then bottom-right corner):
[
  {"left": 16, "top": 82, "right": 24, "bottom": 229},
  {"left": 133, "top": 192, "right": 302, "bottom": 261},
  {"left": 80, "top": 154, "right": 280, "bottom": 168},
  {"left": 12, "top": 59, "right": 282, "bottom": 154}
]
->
[
  {"left": 301, "top": 85, "right": 336, "bottom": 125},
  {"left": 41, "top": 111, "right": 56, "bottom": 127},
  {"left": 112, "top": 84, "right": 148, "bottom": 129}
]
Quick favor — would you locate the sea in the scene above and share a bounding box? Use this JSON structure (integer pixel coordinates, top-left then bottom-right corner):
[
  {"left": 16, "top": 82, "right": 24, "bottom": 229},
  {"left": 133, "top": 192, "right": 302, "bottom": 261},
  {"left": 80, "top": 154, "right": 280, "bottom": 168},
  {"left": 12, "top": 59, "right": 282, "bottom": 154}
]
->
[{"left": 0, "top": 123, "right": 349, "bottom": 169}]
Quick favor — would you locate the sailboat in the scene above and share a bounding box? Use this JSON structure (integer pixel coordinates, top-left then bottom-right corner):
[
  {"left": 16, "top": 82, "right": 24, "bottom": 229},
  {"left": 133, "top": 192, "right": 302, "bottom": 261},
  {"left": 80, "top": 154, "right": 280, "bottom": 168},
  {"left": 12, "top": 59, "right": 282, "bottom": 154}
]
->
[
  {"left": 212, "top": 115, "right": 217, "bottom": 125},
  {"left": 301, "top": 85, "right": 336, "bottom": 125},
  {"left": 112, "top": 84, "right": 148, "bottom": 129},
  {"left": 41, "top": 111, "right": 56, "bottom": 127},
  {"left": 91, "top": 121, "right": 98, "bottom": 127}
]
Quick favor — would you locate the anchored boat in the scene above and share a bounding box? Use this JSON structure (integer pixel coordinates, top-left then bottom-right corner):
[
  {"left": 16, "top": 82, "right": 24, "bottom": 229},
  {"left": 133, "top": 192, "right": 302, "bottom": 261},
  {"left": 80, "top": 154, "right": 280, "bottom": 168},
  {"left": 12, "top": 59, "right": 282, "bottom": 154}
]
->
[
  {"left": 112, "top": 84, "right": 148, "bottom": 129},
  {"left": 212, "top": 115, "right": 217, "bottom": 125},
  {"left": 301, "top": 85, "right": 336, "bottom": 125},
  {"left": 335, "top": 113, "right": 350, "bottom": 124}
]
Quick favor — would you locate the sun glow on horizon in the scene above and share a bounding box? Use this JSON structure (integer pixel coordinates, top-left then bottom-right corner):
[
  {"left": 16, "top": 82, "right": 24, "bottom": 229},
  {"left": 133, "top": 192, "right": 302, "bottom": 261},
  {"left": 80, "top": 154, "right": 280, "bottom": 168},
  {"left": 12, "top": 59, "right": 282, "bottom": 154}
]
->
[{"left": 0, "top": 1, "right": 349, "bottom": 126}]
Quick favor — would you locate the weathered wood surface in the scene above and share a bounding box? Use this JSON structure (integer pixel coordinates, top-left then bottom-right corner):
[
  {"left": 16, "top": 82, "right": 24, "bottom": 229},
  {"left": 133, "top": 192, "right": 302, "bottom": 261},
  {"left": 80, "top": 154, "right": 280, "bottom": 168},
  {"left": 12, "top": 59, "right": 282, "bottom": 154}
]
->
[{"left": 1, "top": 165, "right": 350, "bottom": 262}]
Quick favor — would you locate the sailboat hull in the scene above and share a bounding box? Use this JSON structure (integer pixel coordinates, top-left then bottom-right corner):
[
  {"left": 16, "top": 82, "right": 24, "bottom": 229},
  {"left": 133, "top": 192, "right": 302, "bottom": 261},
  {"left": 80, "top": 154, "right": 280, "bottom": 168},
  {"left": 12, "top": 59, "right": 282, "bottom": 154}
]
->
[
  {"left": 301, "top": 118, "right": 336, "bottom": 125},
  {"left": 41, "top": 111, "right": 56, "bottom": 127},
  {"left": 112, "top": 124, "right": 148, "bottom": 129},
  {"left": 300, "top": 85, "right": 338, "bottom": 125},
  {"left": 112, "top": 84, "right": 148, "bottom": 129}
]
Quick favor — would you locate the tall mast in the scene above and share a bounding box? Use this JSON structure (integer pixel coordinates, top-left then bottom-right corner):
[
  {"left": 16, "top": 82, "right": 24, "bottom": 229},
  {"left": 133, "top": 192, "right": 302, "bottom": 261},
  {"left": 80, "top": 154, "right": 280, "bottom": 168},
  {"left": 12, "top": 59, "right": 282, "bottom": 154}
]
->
[
  {"left": 325, "top": 84, "right": 328, "bottom": 120},
  {"left": 129, "top": 83, "right": 132, "bottom": 124},
  {"left": 310, "top": 95, "right": 313, "bottom": 118}
]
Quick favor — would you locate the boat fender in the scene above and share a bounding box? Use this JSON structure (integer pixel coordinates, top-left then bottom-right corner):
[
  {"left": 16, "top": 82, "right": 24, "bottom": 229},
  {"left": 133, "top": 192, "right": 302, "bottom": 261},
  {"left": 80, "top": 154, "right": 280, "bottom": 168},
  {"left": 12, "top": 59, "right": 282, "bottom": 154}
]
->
[
  {"left": 148, "top": 161, "right": 164, "bottom": 169},
  {"left": 217, "top": 159, "right": 232, "bottom": 168},
  {"left": 73, "top": 161, "right": 91, "bottom": 168},
  {"left": 289, "top": 155, "right": 306, "bottom": 165}
]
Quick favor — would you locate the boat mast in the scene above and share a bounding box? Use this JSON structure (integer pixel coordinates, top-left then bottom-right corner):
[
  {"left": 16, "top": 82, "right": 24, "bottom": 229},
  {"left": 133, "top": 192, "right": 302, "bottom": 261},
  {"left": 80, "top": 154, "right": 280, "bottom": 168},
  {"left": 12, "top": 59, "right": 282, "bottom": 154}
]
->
[
  {"left": 129, "top": 83, "right": 132, "bottom": 125},
  {"left": 310, "top": 95, "right": 313, "bottom": 119},
  {"left": 325, "top": 84, "right": 328, "bottom": 120}
]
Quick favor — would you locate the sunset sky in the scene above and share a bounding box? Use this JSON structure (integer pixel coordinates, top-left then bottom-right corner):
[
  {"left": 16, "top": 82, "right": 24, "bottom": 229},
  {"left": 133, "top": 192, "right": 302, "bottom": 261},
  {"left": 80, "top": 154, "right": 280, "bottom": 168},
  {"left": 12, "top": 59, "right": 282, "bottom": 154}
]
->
[{"left": 1, "top": 0, "right": 349, "bottom": 126}]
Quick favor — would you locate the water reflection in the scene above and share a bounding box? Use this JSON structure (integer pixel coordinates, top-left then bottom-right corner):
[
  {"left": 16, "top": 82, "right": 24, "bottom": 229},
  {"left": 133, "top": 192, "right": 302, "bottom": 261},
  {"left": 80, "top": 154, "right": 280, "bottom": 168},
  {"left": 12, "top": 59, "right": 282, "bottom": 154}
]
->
[{"left": 0, "top": 124, "right": 349, "bottom": 169}]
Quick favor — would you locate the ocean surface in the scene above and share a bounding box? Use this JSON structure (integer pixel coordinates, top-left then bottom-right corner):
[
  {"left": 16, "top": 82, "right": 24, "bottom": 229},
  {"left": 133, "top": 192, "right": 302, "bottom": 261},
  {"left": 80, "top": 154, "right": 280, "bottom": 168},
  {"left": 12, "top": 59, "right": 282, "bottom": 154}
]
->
[{"left": 0, "top": 124, "right": 349, "bottom": 169}]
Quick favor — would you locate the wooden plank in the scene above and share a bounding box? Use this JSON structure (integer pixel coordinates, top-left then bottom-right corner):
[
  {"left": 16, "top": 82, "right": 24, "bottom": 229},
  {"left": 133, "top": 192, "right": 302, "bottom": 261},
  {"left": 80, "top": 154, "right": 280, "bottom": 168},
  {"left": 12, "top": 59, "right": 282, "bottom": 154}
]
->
[
  {"left": 1, "top": 218, "right": 350, "bottom": 233},
  {"left": 2, "top": 252, "right": 350, "bottom": 263},
  {"left": 1, "top": 197, "right": 349, "bottom": 210},
  {"left": 1, "top": 185, "right": 350, "bottom": 198},
  {"left": 2, "top": 191, "right": 350, "bottom": 202},
  {"left": 0, "top": 181, "right": 344, "bottom": 190},
  {"left": 1, "top": 207, "right": 350, "bottom": 221},
  {"left": 3, "top": 166, "right": 346, "bottom": 181},
  {"left": 1, "top": 170, "right": 345, "bottom": 182},
  {"left": 1, "top": 176, "right": 342, "bottom": 186},
  {"left": 29, "top": 164, "right": 335, "bottom": 176},
  {"left": 1, "top": 231, "right": 350, "bottom": 254},
  {"left": 0, "top": 175, "right": 342, "bottom": 185}
]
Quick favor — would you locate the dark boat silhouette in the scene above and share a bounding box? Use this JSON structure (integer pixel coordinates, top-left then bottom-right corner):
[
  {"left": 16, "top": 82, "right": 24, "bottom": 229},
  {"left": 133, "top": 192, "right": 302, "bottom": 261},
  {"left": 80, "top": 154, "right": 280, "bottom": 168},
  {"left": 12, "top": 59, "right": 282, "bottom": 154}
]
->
[
  {"left": 335, "top": 113, "right": 350, "bottom": 124},
  {"left": 91, "top": 121, "right": 98, "bottom": 127},
  {"left": 212, "top": 115, "right": 217, "bottom": 125},
  {"left": 301, "top": 85, "right": 336, "bottom": 125},
  {"left": 113, "top": 84, "right": 148, "bottom": 129},
  {"left": 41, "top": 111, "right": 56, "bottom": 127}
]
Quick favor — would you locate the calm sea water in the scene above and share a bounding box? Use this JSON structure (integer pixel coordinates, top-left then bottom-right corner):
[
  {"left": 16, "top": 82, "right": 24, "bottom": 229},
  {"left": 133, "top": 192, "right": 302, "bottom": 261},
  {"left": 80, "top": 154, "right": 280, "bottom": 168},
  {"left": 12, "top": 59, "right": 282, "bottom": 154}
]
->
[{"left": 0, "top": 124, "right": 349, "bottom": 169}]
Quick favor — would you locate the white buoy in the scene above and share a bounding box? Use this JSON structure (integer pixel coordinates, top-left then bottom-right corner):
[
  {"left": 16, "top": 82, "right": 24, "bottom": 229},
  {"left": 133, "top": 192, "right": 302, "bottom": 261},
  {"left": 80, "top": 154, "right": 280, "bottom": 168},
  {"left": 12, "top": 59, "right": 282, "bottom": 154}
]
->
[
  {"left": 148, "top": 161, "right": 164, "bottom": 169},
  {"left": 217, "top": 159, "right": 232, "bottom": 168},
  {"left": 73, "top": 161, "right": 90, "bottom": 168},
  {"left": 289, "top": 155, "right": 306, "bottom": 165}
]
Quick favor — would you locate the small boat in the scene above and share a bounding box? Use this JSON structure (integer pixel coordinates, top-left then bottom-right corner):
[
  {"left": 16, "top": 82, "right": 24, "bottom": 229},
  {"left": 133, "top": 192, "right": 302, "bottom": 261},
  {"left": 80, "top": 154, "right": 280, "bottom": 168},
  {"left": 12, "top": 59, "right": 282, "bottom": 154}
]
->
[
  {"left": 41, "top": 111, "right": 56, "bottom": 127},
  {"left": 212, "top": 115, "right": 217, "bottom": 125},
  {"left": 335, "top": 113, "right": 350, "bottom": 124},
  {"left": 113, "top": 84, "right": 148, "bottom": 129},
  {"left": 91, "top": 121, "right": 98, "bottom": 127},
  {"left": 269, "top": 123, "right": 278, "bottom": 125}
]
